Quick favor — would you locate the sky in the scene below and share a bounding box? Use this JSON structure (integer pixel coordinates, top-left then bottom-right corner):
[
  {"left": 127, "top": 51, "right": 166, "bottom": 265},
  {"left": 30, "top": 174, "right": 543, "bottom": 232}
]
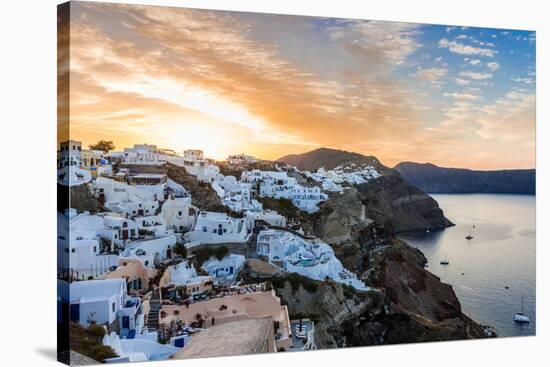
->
[{"left": 63, "top": 2, "right": 536, "bottom": 169}]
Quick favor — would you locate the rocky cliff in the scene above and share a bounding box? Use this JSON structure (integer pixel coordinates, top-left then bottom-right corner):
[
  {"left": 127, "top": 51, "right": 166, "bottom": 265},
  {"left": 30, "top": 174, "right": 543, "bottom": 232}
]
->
[
  {"left": 277, "top": 147, "right": 453, "bottom": 233},
  {"left": 395, "top": 162, "right": 536, "bottom": 194},
  {"left": 356, "top": 175, "right": 454, "bottom": 233},
  {"left": 240, "top": 223, "right": 486, "bottom": 348}
]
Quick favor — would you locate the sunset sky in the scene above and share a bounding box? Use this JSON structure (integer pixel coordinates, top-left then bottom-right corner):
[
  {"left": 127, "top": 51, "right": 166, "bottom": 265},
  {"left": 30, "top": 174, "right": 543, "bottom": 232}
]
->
[{"left": 66, "top": 2, "right": 536, "bottom": 169}]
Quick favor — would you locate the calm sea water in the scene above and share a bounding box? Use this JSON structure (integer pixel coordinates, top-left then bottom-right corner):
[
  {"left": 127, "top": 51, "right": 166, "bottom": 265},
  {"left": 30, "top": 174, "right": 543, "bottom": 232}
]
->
[{"left": 400, "top": 194, "right": 536, "bottom": 338}]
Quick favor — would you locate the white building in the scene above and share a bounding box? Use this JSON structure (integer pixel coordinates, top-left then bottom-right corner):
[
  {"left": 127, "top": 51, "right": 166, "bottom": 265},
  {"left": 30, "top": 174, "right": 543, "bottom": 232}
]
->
[
  {"left": 227, "top": 153, "right": 257, "bottom": 165},
  {"left": 94, "top": 177, "right": 160, "bottom": 217},
  {"left": 201, "top": 254, "right": 245, "bottom": 280},
  {"left": 119, "top": 235, "right": 177, "bottom": 268},
  {"left": 166, "top": 150, "right": 220, "bottom": 183},
  {"left": 122, "top": 144, "right": 167, "bottom": 165},
  {"left": 103, "top": 332, "right": 180, "bottom": 363},
  {"left": 160, "top": 196, "right": 195, "bottom": 235},
  {"left": 59, "top": 140, "right": 82, "bottom": 168},
  {"left": 212, "top": 174, "right": 261, "bottom": 213},
  {"left": 256, "top": 229, "right": 368, "bottom": 290},
  {"left": 185, "top": 211, "right": 248, "bottom": 245},
  {"left": 242, "top": 170, "right": 328, "bottom": 213},
  {"left": 133, "top": 215, "right": 167, "bottom": 236},
  {"left": 244, "top": 210, "right": 286, "bottom": 231},
  {"left": 69, "top": 279, "right": 144, "bottom": 335},
  {"left": 127, "top": 174, "right": 167, "bottom": 199},
  {"left": 159, "top": 261, "right": 213, "bottom": 296},
  {"left": 58, "top": 210, "right": 127, "bottom": 278}
]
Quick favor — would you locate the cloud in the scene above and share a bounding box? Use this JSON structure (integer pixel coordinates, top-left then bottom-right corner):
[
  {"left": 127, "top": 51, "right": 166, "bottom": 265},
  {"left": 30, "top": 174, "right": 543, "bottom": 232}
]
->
[
  {"left": 460, "top": 71, "right": 493, "bottom": 80},
  {"left": 512, "top": 77, "right": 535, "bottom": 84},
  {"left": 487, "top": 61, "right": 500, "bottom": 71},
  {"left": 68, "top": 3, "right": 432, "bottom": 164},
  {"left": 455, "top": 78, "right": 470, "bottom": 86},
  {"left": 414, "top": 67, "right": 447, "bottom": 81},
  {"left": 468, "top": 59, "right": 481, "bottom": 66},
  {"left": 438, "top": 38, "right": 497, "bottom": 57},
  {"left": 443, "top": 92, "right": 481, "bottom": 100},
  {"left": 327, "top": 20, "right": 422, "bottom": 66}
]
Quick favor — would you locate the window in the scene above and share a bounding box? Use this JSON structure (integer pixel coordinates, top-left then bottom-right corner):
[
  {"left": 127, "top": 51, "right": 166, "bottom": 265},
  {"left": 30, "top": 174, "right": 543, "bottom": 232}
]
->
[
  {"left": 71, "top": 248, "right": 75, "bottom": 253},
  {"left": 112, "top": 302, "right": 115, "bottom": 313},
  {"left": 93, "top": 246, "right": 97, "bottom": 252},
  {"left": 178, "top": 211, "right": 182, "bottom": 216}
]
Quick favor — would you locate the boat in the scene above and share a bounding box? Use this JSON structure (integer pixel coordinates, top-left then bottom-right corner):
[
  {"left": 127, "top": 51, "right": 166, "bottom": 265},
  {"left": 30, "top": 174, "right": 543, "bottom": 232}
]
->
[
  {"left": 465, "top": 225, "right": 475, "bottom": 240},
  {"left": 440, "top": 254, "right": 449, "bottom": 265},
  {"left": 513, "top": 296, "right": 530, "bottom": 323}
]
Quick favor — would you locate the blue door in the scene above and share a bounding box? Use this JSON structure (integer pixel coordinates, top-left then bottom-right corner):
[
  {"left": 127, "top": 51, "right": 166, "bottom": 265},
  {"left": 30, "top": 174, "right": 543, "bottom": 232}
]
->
[
  {"left": 174, "top": 337, "right": 185, "bottom": 348},
  {"left": 122, "top": 316, "right": 130, "bottom": 329},
  {"left": 70, "top": 303, "right": 80, "bottom": 322}
]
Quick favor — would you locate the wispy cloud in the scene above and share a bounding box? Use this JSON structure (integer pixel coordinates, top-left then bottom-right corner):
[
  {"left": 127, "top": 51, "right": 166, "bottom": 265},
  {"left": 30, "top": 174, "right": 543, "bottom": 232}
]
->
[
  {"left": 460, "top": 71, "right": 493, "bottom": 80},
  {"left": 438, "top": 38, "right": 497, "bottom": 57}
]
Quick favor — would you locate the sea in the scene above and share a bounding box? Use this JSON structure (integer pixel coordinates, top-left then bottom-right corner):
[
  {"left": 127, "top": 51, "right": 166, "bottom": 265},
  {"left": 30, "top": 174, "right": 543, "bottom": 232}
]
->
[{"left": 399, "top": 194, "right": 536, "bottom": 338}]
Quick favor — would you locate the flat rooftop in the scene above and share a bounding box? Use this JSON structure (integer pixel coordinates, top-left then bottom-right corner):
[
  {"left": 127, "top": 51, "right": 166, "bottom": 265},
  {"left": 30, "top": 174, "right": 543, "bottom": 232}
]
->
[{"left": 172, "top": 318, "right": 272, "bottom": 359}]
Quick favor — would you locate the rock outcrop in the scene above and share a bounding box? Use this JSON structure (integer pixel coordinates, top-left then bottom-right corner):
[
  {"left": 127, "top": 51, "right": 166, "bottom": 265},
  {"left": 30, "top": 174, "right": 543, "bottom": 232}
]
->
[
  {"left": 356, "top": 174, "right": 454, "bottom": 233},
  {"left": 395, "top": 161, "right": 536, "bottom": 194}
]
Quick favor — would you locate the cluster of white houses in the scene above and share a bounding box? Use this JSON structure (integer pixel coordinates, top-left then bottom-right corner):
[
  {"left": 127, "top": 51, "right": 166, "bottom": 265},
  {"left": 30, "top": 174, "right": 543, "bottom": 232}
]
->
[
  {"left": 303, "top": 164, "right": 381, "bottom": 192},
  {"left": 58, "top": 140, "right": 377, "bottom": 361}
]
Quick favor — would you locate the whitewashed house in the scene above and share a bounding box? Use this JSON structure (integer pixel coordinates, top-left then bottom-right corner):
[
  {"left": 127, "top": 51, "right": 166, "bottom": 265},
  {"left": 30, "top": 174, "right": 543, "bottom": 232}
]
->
[
  {"left": 123, "top": 144, "right": 165, "bottom": 165},
  {"left": 59, "top": 140, "right": 82, "bottom": 168},
  {"left": 185, "top": 211, "right": 248, "bottom": 245},
  {"left": 59, "top": 210, "right": 123, "bottom": 278},
  {"left": 212, "top": 174, "right": 261, "bottom": 213},
  {"left": 69, "top": 278, "right": 144, "bottom": 336},
  {"left": 133, "top": 215, "right": 167, "bottom": 236},
  {"left": 227, "top": 153, "right": 257, "bottom": 165},
  {"left": 119, "top": 235, "right": 177, "bottom": 268},
  {"left": 244, "top": 210, "right": 286, "bottom": 231},
  {"left": 201, "top": 254, "right": 245, "bottom": 280},
  {"left": 256, "top": 229, "right": 368, "bottom": 290},
  {"left": 127, "top": 174, "right": 167, "bottom": 199},
  {"left": 94, "top": 177, "right": 160, "bottom": 217},
  {"left": 166, "top": 149, "right": 220, "bottom": 183},
  {"left": 160, "top": 196, "right": 195, "bottom": 234},
  {"left": 159, "top": 261, "right": 213, "bottom": 296}
]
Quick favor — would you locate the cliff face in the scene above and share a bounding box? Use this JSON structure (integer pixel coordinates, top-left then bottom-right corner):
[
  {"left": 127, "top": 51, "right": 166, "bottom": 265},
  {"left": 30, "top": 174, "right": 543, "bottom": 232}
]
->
[
  {"left": 356, "top": 174, "right": 454, "bottom": 233},
  {"left": 395, "top": 162, "right": 536, "bottom": 194}
]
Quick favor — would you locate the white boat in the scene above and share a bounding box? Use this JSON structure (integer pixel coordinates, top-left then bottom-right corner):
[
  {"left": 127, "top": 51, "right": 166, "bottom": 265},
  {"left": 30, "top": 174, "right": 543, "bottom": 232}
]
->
[{"left": 513, "top": 296, "right": 530, "bottom": 323}]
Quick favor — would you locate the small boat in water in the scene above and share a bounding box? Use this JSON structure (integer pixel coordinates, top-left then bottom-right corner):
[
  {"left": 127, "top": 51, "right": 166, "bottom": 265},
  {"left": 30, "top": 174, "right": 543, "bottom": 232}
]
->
[
  {"left": 440, "top": 254, "right": 449, "bottom": 265},
  {"left": 513, "top": 296, "right": 530, "bottom": 323},
  {"left": 465, "top": 225, "right": 475, "bottom": 240}
]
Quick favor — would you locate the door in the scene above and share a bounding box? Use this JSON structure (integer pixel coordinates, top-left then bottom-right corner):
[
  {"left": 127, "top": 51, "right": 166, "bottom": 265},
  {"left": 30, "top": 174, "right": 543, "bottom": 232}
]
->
[
  {"left": 122, "top": 316, "right": 130, "bottom": 329},
  {"left": 70, "top": 303, "right": 80, "bottom": 323},
  {"left": 122, "top": 230, "right": 128, "bottom": 240},
  {"left": 174, "top": 337, "right": 185, "bottom": 348}
]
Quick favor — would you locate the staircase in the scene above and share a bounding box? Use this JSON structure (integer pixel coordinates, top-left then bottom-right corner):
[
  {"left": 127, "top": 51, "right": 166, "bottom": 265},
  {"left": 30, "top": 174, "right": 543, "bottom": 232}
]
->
[{"left": 147, "top": 288, "right": 161, "bottom": 332}]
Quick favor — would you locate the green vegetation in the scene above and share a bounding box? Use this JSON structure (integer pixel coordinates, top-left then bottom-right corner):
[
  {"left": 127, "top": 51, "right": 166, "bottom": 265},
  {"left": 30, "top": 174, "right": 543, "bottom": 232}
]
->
[
  {"left": 88, "top": 140, "right": 115, "bottom": 153},
  {"left": 192, "top": 246, "right": 229, "bottom": 266},
  {"left": 173, "top": 243, "right": 187, "bottom": 258},
  {"left": 258, "top": 197, "right": 307, "bottom": 220},
  {"left": 289, "top": 311, "right": 321, "bottom": 324},
  {"left": 69, "top": 323, "right": 118, "bottom": 362},
  {"left": 270, "top": 273, "right": 319, "bottom": 293}
]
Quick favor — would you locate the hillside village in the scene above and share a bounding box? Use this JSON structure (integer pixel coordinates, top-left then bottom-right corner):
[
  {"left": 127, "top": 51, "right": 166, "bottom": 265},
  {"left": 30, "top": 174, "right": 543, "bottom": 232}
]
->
[{"left": 58, "top": 140, "right": 384, "bottom": 362}]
